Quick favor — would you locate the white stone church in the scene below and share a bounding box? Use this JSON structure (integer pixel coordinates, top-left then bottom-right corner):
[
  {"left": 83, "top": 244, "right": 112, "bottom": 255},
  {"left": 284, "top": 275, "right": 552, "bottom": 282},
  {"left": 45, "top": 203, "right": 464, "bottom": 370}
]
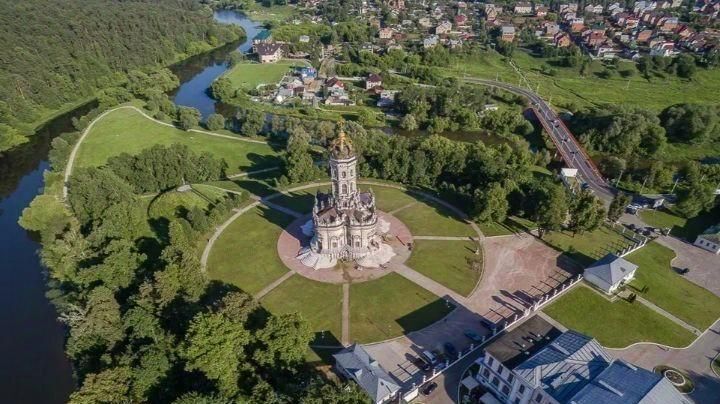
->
[{"left": 297, "top": 129, "right": 394, "bottom": 269}]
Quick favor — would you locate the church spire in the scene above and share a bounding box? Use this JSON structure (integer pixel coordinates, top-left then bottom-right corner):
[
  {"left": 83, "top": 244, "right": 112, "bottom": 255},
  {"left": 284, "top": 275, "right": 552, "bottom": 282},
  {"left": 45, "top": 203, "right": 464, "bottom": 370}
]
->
[{"left": 330, "top": 121, "right": 354, "bottom": 159}]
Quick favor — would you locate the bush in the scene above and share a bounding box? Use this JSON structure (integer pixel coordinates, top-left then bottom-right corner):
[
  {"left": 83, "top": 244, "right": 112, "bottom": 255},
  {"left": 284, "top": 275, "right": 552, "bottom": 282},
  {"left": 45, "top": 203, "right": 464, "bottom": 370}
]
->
[{"left": 206, "top": 113, "right": 226, "bottom": 131}]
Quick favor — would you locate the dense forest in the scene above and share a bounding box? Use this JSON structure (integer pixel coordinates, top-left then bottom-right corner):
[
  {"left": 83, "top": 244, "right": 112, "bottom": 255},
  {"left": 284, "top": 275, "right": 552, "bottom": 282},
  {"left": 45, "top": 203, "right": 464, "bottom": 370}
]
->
[{"left": 0, "top": 0, "right": 243, "bottom": 151}]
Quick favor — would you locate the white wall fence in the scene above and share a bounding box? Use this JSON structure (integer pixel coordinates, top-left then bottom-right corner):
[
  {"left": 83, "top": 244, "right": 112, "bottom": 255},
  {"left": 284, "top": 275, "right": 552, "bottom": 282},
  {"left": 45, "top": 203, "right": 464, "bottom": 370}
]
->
[
  {"left": 400, "top": 273, "right": 584, "bottom": 402},
  {"left": 619, "top": 234, "right": 650, "bottom": 257}
]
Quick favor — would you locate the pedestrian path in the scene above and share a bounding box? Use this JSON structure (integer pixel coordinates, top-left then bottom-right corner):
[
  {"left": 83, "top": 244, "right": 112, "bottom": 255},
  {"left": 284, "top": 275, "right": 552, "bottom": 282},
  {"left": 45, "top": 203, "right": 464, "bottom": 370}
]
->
[
  {"left": 254, "top": 271, "right": 295, "bottom": 300},
  {"left": 259, "top": 200, "right": 303, "bottom": 218},
  {"left": 393, "top": 264, "right": 467, "bottom": 305},
  {"left": 342, "top": 283, "right": 350, "bottom": 346}
]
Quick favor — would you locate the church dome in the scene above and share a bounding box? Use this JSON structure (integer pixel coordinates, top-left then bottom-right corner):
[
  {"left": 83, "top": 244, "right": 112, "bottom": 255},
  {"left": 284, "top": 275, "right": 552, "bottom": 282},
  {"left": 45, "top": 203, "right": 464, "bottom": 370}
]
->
[{"left": 330, "top": 124, "right": 354, "bottom": 159}]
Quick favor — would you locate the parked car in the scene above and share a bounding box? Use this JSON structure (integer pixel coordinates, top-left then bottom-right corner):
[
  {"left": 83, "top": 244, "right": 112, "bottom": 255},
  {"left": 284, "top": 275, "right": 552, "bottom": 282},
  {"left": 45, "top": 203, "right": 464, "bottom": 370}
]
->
[
  {"left": 444, "top": 342, "right": 458, "bottom": 358},
  {"left": 421, "top": 382, "right": 438, "bottom": 396},
  {"left": 422, "top": 350, "right": 438, "bottom": 364},
  {"left": 412, "top": 356, "right": 431, "bottom": 372},
  {"left": 464, "top": 330, "right": 483, "bottom": 342}
]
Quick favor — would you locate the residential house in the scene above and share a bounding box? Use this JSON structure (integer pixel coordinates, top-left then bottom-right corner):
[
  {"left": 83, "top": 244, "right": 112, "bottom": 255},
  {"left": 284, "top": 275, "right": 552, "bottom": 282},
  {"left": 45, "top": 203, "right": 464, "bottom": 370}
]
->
[
  {"left": 637, "top": 29, "right": 654, "bottom": 43},
  {"left": 326, "top": 77, "right": 345, "bottom": 90},
  {"left": 584, "top": 253, "right": 639, "bottom": 294},
  {"left": 484, "top": 4, "right": 499, "bottom": 21},
  {"left": 297, "top": 67, "right": 317, "bottom": 81},
  {"left": 384, "top": 0, "right": 405, "bottom": 11},
  {"left": 694, "top": 224, "right": 720, "bottom": 254},
  {"left": 419, "top": 17, "right": 433, "bottom": 28},
  {"left": 365, "top": 73, "right": 382, "bottom": 90},
  {"left": 544, "top": 22, "right": 561, "bottom": 36},
  {"left": 536, "top": 5, "right": 549, "bottom": 17},
  {"left": 255, "top": 43, "right": 285, "bottom": 63},
  {"left": 626, "top": 16, "right": 641, "bottom": 28},
  {"left": 555, "top": 32, "right": 572, "bottom": 46},
  {"left": 475, "top": 316, "right": 691, "bottom": 404},
  {"left": 299, "top": 35, "right": 310, "bottom": 43},
  {"left": 559, "top": 3, "right": 579, "bottom": 13},
  {"left": 584, "top": 4, "right": 604, "bottom": 13},
  {"left": 435, "top": 21, "right": 452, "bottom": 34},
  {"left": 659, "top": 16, "right": 679, "bottom": 31},
  {"left": 454, "top": 14, "right": 468, "bottom": 27},
  {"left": 252, "top": 30, "right": 273, "bottom": 47},
  {"left": 595, "top": 42, "right": 620, "bottom": 58},
  {"left": 423, "top": 34, "right": 439, "bottom": 48},
  {"left": 514, "top": 2, "right": 533, "bottom": 14},
  {"left": 501, "top": 25, "right": 516, "bottom": 42},
  {"left": 334, "top": 344, "right": 400, "bottom": 404},
  {"left": 584, "top": 29, "right": 607, "bottom": 47},
  {"left": 378, "top": 27, "right": 394, "bottom": 39},
  {"left": 559, "top": 168, "right": 579, "bottom": 190},
  {"left": 650, "top": 41, "right": 677, "bottom": 56},
  {"left": 570, "top": 17, "right": 585, "bottom": 32},
  {"left": 377, "top": 90, "right": 399, "bottom": 107}
]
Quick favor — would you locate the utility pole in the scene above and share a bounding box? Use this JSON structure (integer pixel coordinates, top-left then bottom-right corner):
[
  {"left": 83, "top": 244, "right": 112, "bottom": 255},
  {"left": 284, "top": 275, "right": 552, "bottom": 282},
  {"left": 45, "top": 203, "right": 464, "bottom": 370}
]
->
[
  {"left": 639, "top": 175, "right": 648, "bottom": 195},
  {"left": 615, "top": 168, "right": 625, "bottom": 187},
  {"left": 670, "top": 176, "right": 680, "bottom": 194}
]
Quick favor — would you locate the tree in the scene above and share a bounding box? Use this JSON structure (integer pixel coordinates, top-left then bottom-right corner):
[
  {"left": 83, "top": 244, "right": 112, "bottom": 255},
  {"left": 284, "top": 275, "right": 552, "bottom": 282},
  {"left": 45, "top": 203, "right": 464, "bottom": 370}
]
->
[
  {"left": 675, "top": 54, "right": 696, "bottom": 78},
  {"left": 301, "top": 380, "right": 371, "bottom": 403},
  {"left": 284, "top": 127, "right": 319, "bottom": 183},
  {"left": 473, "top": 182, "right": 509, "bottom": 223},
  {"left": 68, "top": 167, "right": 136, "bottom": 225},
  {"left": 206, "top": 113, "right": 226, "bottom": 131},
  {"left": 69, "top": 366, "right": 132, "bottom": 404},
  {"left": 80, "top": 239, "right": 145, "bottom": 291},
  {"left": 399, "top": 113, "right": 418, "bottom": 131},
  {"left": 181, "top": 312, "right": 250, "bottom": 398},
  {"left": 607, "top": 192, "right": 631, "bottom": 222},
  {"left": 675, "top": 180, "right": 716, "bottom": 218},
  {"left": 660, "top": 103, "right": 720, "bottom": 144},
  {"left": 600, "top": 156, "right": 626, "bottom": 180},
  {"left": 536, "top": 184, "right": 568, "bottom": 238},
  {"left": 567, "top": 189, "right": 605, "bottom": 235},
  {"left": 210, "top": 77, "right": 234, "bottom": 101},
  {"left": 19, "top": 194, "right": 72, "bottom": 240},
  {"left": 237, "top": 108, "right": 265, "bottom": 136},
  {"left": 66, "top": 286, "right": 124, "bottom": 359},
  {"left": 177, "top": 107, "right": 201, "bottom": 130},
  {"left": 253, "top": 313, "right": 313, "bottom": 372}
]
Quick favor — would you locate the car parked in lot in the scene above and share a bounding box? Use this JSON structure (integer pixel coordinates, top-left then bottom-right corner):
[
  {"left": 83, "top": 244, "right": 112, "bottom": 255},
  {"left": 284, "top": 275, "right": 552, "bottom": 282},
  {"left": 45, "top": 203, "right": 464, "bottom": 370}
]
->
[
  {"left": 421, "top": 382, "right": 438, "bottom": 396},
  {"left": 464, "top": 330, "right": 483, "bottom": 343},
  {"left": 422, "top": 350, "right": 438, "bottom": 365},
  {"left": 412, "top": 356, "right": 431, "bottom": 372},
  {"left": 443, "top": 342, "right": 457, "bottom": 358}
]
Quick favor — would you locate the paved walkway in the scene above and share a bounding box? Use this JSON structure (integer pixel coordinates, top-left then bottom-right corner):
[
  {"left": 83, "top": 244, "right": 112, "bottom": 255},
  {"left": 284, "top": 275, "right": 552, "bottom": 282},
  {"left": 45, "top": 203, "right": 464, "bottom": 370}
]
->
[
  {"left": 636, "top": 295, "right": 702, "bottom": 335},
  {"left": 259, "top": 199, "right": 303, "bottom": 218},
  {"left": 388, "top": 201, "right": 418, "bottom": 215},
  {"left": 342, "top": 283, "right": 350, "bottom": 346},
  {"left": 394, "top": 264, "right": 468, "bottom": 305},
  {"left": 254, "top": 271, "right": 295, "bottom": 300}
]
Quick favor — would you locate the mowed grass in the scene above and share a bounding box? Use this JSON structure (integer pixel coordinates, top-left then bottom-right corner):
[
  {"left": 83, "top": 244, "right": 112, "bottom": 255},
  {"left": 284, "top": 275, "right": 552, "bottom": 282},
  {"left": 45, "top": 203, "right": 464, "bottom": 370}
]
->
[
  {"left": 206, "top": 206, "right": 293, "bottom": 295},
  {"left": 224, "top": 61, "right": 298, "bottom": 90},
  {"left": 544, "top": 286, "right": 695, "bottom": 348},
  {"left": 148, "top": 190, "right": 212, "bottom": 220},
  {"left": 269, "top": 185, "right": 327, "bottom": 213},
  {"left": 350, "top": 273, "right": 455, "bottom": 343},
  {"left": 394, "top": 199, "right": 476, "bottom": 237},
  {"left": 75, "top": 107, "right": 281, "bottom": 174},
  {"left": 626, "top": 242, "right": 720, "bottom": 330},
  {"left": 406, "top": 240, "right": 481, "bottom": 296},
  {"left": 543, "top": 225, "right": 636, "bottom": 266},
  {"left": 369, "top": 186, "right": 420, "bottom": 212},
  {"left": 477, "top": 216, "right": 536, "bottom": 237},
  {"left": 640, "top": 206, "right": 720, "bottom": 241},
  {"left": 261, "top": 275, "right": 343, "bottom": 345}
]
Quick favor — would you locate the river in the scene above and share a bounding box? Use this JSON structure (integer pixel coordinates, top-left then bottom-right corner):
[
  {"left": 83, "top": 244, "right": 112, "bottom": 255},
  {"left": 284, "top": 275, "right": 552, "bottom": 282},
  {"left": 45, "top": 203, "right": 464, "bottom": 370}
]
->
[{"left": 0, "top": 11, "right": 258, "bottom": 403}]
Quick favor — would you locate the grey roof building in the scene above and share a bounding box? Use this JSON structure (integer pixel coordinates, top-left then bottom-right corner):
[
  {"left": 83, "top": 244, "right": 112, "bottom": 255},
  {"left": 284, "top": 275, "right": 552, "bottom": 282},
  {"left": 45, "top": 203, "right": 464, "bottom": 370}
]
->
[
  {"left": 333, "top": 344, "right": 400, "bottom": 404},
  {"left": 474, "top": 316, "right": 690, "bottom": 404},
  {"left": 584, "top": 253, "right": 639, "bottom": 294}
]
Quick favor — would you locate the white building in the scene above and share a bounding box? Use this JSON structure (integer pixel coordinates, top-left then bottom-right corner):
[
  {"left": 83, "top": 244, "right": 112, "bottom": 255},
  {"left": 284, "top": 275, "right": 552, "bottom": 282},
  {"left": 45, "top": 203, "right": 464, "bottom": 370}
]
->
[
  {"left": 475, "top": 316, "right": 691, "bottom": 404},
  {"left": 334, "top": 344, "right": 400, "bottom": 403},
  {"left": 694, "top": 224, "right": 720, "bottom": 254},
  {"left": 584, "top": 253, "right": 639, "bottom": 294}
]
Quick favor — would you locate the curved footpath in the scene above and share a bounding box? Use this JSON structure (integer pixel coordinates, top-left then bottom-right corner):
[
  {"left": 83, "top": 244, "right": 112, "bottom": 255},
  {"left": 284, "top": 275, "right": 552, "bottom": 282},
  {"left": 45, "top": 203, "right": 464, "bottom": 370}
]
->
[{"left": 62, "top": 105, "right": 269, "bottom": 200}]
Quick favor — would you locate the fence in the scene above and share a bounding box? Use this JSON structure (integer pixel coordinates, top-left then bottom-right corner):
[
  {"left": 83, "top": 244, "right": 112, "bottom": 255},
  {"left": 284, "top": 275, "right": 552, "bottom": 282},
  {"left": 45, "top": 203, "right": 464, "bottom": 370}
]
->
[{"left": 400, "top": 273, "right": 584, "bottom": 400}]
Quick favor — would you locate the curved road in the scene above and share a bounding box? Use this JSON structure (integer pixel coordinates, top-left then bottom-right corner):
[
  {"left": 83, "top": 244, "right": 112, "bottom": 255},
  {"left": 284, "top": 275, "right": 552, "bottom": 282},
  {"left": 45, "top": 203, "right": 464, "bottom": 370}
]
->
[{"left": 463, "top": 77, "right": 615, "bottom": 201}]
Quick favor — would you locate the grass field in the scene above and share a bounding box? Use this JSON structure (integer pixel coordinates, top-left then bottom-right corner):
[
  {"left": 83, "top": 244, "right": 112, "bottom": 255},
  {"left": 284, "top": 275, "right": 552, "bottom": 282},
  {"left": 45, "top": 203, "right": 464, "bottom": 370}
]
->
[
  {"left": 477, "top": 216, "right": 536, "bottom": 237},
  {"left": 224, "top": 61, "right": 300, "bottom": 91},
  {"left": 148, "top": 190, "right": 212, "bottom": 220},
  {"left": 370, "top": 186, "right": 420, "bottom": 212},
  {"left": 260, "top": 275, "right": 343, "bottom": 345},
  {"left": 447, "top": 50, "right": 720, "bottom": 112},
  {"left": 626, "top": 242, "right": 720, "bottom": 330},
  {"left": 543, "top": 225, "right": 636, "bottom": 266},
  {"left": 406, "top": 240, "right": 481, "bottom": 296},
  {"left": 640, "top": 206, "right": 720, "bottom": 241},
  {"left": 543, "top": 285, "right": 696, "bottom": 348},
  {"left": 350, "top": 273, "right": 455, "bottom": 343},
  {"left": 75, "top": 107, "right": 281, "bottom": 174},
  {"left": 206, "top": 206, "right": 293, "bottom": 295},
  {"left": 394, "top": 199, "right": 476, "bottom": 237}
]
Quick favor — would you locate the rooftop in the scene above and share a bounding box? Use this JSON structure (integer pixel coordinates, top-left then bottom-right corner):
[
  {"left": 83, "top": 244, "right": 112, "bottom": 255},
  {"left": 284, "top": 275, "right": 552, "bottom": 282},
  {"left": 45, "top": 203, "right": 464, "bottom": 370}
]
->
[
  {"left": 333, "top": 344, "right": 400, "bottom": 403},
  {"left": 585, "top": 253, "right": 639, "bottom": 286},
  {"left": 484, "top": 315, "right": 562, "bottom": 369}
]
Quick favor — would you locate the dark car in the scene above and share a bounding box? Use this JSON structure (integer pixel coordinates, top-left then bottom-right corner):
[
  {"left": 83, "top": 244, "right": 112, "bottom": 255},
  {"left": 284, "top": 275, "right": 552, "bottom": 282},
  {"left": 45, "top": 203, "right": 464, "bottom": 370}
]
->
[
  {"left": 412, "top": 357, "right": 431, "bottom": 372},
  {"left": 443, "top": 342, "right": 458, "bottom": 358},
  {"left": 421, "top": 382, "right": 438, "bottom": 396},
  {"left": 464, "top": 330, "right": 483, "bottom": 343}
]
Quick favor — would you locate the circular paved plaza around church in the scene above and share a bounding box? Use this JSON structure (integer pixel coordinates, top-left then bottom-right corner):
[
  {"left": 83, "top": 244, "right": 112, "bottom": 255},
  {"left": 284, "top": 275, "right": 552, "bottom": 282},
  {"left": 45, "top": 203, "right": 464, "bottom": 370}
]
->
[{"left": 277, "top": 211, "right": 414, "bottom": 284}]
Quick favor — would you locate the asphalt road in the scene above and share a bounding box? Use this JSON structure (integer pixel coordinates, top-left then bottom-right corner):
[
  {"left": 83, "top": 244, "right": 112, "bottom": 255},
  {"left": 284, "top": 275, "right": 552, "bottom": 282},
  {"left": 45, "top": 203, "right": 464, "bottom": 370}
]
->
[{"left": 463, "top": 77, "right": 615, "bottom": 202}]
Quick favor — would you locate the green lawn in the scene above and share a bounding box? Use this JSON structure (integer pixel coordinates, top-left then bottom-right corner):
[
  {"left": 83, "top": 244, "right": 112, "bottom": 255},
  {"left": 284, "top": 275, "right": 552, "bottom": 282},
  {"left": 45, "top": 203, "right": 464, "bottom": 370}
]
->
[
  {"left": 75, "top": 107, "right": 281, "bottom": 174},
  {"left": 640, "top": 206, "right": 720, "bottom": 241},
  {"left": 406, "top": 240, "right": 481, "bottom": 296},
  {"left": 269, "top": 185, "right": 327, "bottom": 213},
  {"left": 544, "top": 286, "right": 696, "bottom": 348},
  {"left": 206, "top": 206, "right": 293, "bottom": 295},
  {"left": 368, "top": 186, "right": 421, "bottom": 213},
  {"left": 394, "top": 199, "right": 476, "bottom": 237},
  {"left": 543, "top": 225, "right": 636, "bottom": 266},
  {"left": 448, "top": 49, "right": 720, "bottom": 112},
  {"left": 205, "top": 171, "right": 280, "bottom": 198},
  {"left": 224, "top": 61, "right": 299, "bottom": 90},
  {"left": 148, "top": 190, "right": 212, "bottom": 220},
  {"left": 261, "top": 275, "right": 343, "bottom": 345},
  {"left": 349, "top": 273, "right": 455, "bottom": 343},
  {"left": 626, "top": 242, "right": 720, "bottom": 330},
  {"left": 477, "top": 216, "right": 536, "bottom": 237}
]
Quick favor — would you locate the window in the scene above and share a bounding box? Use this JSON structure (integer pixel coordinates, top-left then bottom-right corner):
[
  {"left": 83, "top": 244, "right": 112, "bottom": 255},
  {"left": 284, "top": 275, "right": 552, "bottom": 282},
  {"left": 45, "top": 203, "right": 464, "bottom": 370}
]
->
[
  {"left": 342, "top": 184, "right": 347, "bottom": 194},
  {"left": 518, "top": 385, "right": 525, "bottom": 394},
  {"left": 514, "top": 399, "right": 521, "bottom": 404},
  {"left": 507, "top": 374, "right": 514, "bottom": 384},
  {"left": 342, "top": 171, "right": 346, "bottom": 178},
  {"left": 535, "top": 392, "right": 542, "bottom": 402},
  {"left": 502, "top": 385, "right": 510, "bottom": 395},
  {"left": 492, "top": 377, "right": 500, "bottom": 388},
  {"left": 487, "top": 356, "right": 494, "bottom": 368},
  {"left": 483, "top": 369, "right": 490, "bottom": 379}
]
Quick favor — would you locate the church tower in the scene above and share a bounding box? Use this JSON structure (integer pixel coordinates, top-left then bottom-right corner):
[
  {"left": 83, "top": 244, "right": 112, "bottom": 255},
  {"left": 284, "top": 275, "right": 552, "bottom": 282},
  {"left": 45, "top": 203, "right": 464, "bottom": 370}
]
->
[{"left": 329, "top": 127, "right": 358, "bottom": 208}]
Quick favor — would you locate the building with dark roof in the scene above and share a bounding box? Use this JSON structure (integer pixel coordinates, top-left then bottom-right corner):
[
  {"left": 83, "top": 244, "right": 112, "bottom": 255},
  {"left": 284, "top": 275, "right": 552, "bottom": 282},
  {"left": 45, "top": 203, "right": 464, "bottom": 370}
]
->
[
  {"left": 694, "top": 223, "right": 720, "bottom": 254},
  {"left": 474, "top": 316, "right": 691, "bottom": 404},
  {"left": 333, "top": 344, "right": 400, "bottom": 404}
]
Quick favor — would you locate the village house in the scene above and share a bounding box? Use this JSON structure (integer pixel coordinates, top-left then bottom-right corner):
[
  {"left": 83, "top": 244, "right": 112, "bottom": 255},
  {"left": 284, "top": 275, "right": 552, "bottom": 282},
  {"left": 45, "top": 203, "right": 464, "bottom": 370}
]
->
[
  {"left": 384, "top": 0, "right": 404, "bottom": 12},
  {"left": 377, "top": 90, "right": 399, "bottom": 107},
  {"left": 650, "top": 40, "right": 677, "bottom": 56},
  {"left": 255, "top": 42, "right": 285, "bottom": 63},
  {"left": 514, "top": 2, "right": 533, "bottom": 15},
  {"left": 535, "top": 5, "right": 549, "bottom": 17},
  {"left": 544, "top": 22, "right": 561, "bottom": 36},
  {"left": 570, "top": 17, "right": 585, "bottom": 32},
  {"left": 454, "top": 14, "right": 468, "bottom": 27},
  {"left": 252, "top": 30, "right": 273, "bottom": 48},
  {"left": 637, "top": 29, "right": 654, "bottom": 43},
  {"left": 584, "top": 4, "right": 604, "bottom": 14},
  {"left": 694, "top": 224, "right": 720, "bottom": 254},
  {"left": 418, "top": 17, "right": 433, "bottom": 28},
  {"left": 378, "top": 27, "right": 394, "bottom": 39},
  {"left": 299, "top": 35, "right": 310, "bottom": 43},
  {"left": 423, "top": 34, "right": 439, "bottom": 48},
  {"left": 435, "top": 21, "right": 452, "bottom": 34},
  {"left": 584, "top": 29, "right": 607, "bottom": 47},
  {"left": 365, "top": 73, "right": 382, "bottom": 90},
  {"left": 334, "top": 344, "right": 400, "bottom": 404},
  {"left": 501, "top": 25, "right": 516, "bottom": 42},
  {"left": 555, "top": 32, "right": 572, "bottom": 46},
  {"left": 659, "top": 16, "right": 679, "bottom": 31},
  {"left": 558, "top": 3, "right": 579, "bottom": 13},
  {"left": 484, "top": 4, "right": 499, "bottom": 21}
]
